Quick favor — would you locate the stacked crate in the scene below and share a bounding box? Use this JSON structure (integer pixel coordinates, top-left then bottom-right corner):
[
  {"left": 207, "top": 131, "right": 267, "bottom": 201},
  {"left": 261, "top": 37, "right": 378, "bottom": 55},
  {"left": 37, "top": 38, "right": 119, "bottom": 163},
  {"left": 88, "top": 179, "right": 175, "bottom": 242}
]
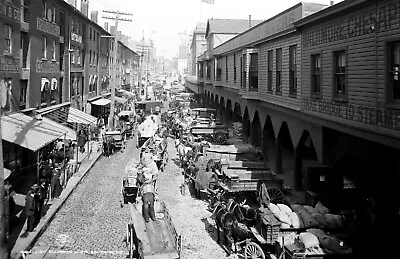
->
[
  {"left": 257, "top": 206, "right": 282, "bottom": 244},
  {"left": 232, "top": 122, "right": 243, "bottom": 139}
]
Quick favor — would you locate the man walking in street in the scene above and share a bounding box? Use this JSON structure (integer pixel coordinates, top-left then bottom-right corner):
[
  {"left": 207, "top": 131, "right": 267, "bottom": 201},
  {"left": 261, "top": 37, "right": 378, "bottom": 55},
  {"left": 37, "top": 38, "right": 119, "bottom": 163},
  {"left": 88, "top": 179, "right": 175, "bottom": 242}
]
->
[
  {"left": 50, "top": 163, "right": 61, "bottom": 199},
  {"left": 24, "top": 185, "right": 38, "bottom": 232}
]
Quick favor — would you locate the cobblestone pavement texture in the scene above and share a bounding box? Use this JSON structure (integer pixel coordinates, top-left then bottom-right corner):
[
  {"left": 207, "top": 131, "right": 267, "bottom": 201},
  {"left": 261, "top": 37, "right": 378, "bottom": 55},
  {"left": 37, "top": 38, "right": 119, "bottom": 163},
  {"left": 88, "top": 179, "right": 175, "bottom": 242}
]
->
[
  {"left": 28, "top": 139, "right": 137, "bottom": 259},
  {"left": 28, "top": 136, "right": 239, "bottom": 259}
]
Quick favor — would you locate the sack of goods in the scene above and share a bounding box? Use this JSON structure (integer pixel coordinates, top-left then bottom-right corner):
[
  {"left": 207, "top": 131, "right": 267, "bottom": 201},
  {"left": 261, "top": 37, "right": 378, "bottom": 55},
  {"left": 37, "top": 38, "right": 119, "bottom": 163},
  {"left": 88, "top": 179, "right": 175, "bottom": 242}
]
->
[{"left": 232, "top": 122, "right": 243, "bottom": 139}]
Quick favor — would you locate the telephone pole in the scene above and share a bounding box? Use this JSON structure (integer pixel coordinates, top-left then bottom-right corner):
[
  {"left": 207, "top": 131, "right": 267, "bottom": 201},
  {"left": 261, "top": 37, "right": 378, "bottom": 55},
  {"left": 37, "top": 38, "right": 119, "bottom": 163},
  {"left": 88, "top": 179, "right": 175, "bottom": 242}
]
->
[{"left": 102, "top": 10, "right": 132, "bottom": 130}]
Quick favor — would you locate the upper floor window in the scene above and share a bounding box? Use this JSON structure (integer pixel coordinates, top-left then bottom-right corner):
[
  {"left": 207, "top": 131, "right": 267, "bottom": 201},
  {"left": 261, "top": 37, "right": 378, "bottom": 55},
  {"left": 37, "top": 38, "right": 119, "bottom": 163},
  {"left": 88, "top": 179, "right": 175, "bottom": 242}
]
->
[
  {"left": 311, "top": 54, "right": 321, "bottom": 95},
  {"left": 71, "top": 18, "right": 75, "bottom": 33},
  {"left": 216, "top": 58, "right": 222, "bottom": 81},
  {"left": 42, "top": 0, "right": 47, "bottom": 19},
  {"left": 42, "top": 36, "right": 47, "bottom": 59},
  {"left": 388, "top": 41, "right": 400, "bottom": 103},
  {"left": 289, "top": 45, "right": 297, "bottom": 97},
  {"left": 249, "top": 53, "right": 258, "bottom": 91},
  {"left": 76, "top": 21, "right": 80, "bottom": 34},
  {"left": 89, "top": 50, "right": 92, "bottom": 65},
  {"left": 77, "top": 49, "right": 81, "bottom": 65},
  {"left": 242, "top": 54, "right": 247, "bottom": 88},
  {"left": 334, "top": 50, "right": 346, "bottom": 99},
  {"left": 233, "top": 54, "right": 237, "bottom": 82},
  {"left": 267, "top": 50, "right": 273, "bottom": 93},
  {"left": 51, "top": 39, "right": 56, "bottom": 60},
  {"left": 225, "top": 56, "right": 228, "bottom": 81},
  {"left": 52, "top": 6, "right": 56, "bottom": 23},
  {"left": 71, "top": 48, "right": 75, "bottom": 64},
  {"left": 89, "top": 28, "right": 92, "bottom": 40},
  {"left": 4, "top": 25, "right": 12, "bottom": 54},
  {"left": 276, "top": 48, "right": 282, "bottom": 94}
]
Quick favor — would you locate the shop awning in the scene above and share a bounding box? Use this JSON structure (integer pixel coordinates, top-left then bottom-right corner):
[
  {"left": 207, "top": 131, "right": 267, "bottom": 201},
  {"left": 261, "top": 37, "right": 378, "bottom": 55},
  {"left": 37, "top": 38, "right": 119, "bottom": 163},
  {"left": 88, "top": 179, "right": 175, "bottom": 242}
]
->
[
  {"left": 91, "top": 98, "right": 111, "bottom": 106},
  {"left": 118, "top": 110, "right": 134, "bottom": 117},
  {"left": 67, "top": 107, "right": 97, "bottom": 124},
  {"left": 1, "top": 113, "right": 76, "bottom": 152},
  {"left": 114, "top": 96, "right": 127, "bottom": 104}
]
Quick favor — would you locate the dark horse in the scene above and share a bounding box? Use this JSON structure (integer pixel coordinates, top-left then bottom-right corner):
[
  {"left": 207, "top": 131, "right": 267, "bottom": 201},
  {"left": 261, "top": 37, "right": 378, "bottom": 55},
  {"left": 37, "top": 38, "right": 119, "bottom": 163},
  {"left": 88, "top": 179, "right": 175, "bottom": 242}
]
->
[
  {"left": 212, "top": 202, "right": 238, "bottom": 252},
  {"left": 226, "top": 199, "right": 258, "bottom": 227}
]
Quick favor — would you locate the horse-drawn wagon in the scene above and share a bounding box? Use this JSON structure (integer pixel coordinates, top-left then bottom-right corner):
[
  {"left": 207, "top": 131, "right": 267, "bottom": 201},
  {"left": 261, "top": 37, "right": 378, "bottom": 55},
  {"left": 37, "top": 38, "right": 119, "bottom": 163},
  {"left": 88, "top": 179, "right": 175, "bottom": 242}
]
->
[
  {"left": 118, "top": 110, "right": 136, "bottom": 138},
  {"left": 127, "top": 200, "right": 182, "bottom": 259},
  {"left": 103, "top": 130, "right": 126, "bottom": 154}
]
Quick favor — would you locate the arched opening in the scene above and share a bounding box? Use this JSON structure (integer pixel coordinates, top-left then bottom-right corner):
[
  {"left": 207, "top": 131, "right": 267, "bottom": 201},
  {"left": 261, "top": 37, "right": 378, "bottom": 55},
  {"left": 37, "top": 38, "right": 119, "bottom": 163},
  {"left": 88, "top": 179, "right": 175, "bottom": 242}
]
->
[
  {"left": 219, "top": 97, "right": 226, "bottom": 124},
  {"left": 242, "top": 108, "right": 251, "bottom": 144},
  {"left": 251, "top": 111, "right": 262, "bottom": 147},
  {"left": 226, "top": 99, "right": 233, "bottom": 126},
  {"left": 262, "top": 116, "right": 276, "bottom": 169},
  {"left": 233, "top": 102, "right": 242, "bottom": 123},
  {"left": 278, "top": 122, "right": 295, "bottom": 187}
]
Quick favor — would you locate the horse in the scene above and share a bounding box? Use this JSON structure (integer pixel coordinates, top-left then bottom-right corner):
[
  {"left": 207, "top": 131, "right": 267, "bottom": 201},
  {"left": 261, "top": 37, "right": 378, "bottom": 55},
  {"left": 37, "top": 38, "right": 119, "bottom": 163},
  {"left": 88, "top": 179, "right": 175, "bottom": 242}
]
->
[
  {"left": 212, "top": 202, "right": 238, "bottom": 251},
  {"left": 226, "top": 199, "right": 258, "bottom": 226},
  {"left": 103, "top": 136, "right": 115, "bottom": 157}
]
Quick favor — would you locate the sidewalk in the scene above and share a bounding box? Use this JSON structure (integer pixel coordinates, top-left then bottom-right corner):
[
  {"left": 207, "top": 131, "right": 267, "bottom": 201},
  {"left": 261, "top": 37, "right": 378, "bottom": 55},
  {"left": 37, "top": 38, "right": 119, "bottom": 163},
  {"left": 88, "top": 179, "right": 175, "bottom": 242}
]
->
[{"left": 8, "top": 141, "right": 103, "bottom": 259}]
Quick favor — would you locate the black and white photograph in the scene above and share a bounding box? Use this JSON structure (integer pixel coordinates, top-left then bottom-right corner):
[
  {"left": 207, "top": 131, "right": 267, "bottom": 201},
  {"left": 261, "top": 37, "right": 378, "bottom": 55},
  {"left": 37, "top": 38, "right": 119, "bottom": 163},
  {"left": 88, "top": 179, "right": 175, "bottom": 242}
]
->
[{"left": 0, "top": 0, "right": 399, "bottom": 258}]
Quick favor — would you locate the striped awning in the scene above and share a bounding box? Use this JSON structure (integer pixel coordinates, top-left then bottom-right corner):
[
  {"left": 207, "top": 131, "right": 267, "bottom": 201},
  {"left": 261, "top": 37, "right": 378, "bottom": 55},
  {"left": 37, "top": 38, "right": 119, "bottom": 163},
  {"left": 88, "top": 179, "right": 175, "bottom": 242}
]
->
[{"left": 67, "top": 107, "right": 97, "bottom": 124}]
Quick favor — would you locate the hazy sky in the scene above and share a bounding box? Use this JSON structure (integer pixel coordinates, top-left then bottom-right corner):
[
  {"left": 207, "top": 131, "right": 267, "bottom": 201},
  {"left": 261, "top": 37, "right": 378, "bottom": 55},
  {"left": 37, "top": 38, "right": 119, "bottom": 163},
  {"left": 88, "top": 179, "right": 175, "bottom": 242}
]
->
[{"left": 83, "top": 0, "right": 342, "bottom": 59}]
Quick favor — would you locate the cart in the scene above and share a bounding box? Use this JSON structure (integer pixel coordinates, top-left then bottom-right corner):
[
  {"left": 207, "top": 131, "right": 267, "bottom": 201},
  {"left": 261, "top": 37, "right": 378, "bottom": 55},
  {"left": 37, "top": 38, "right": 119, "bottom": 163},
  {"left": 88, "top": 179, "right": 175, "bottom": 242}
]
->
[
  {"left": 105, "top": 130, "right": 126, "bottom": 151},
  {"left": 127, "top": 200, "right": 182, "bottom": 259},
  {"left": 122, "top": 176, "right": 140, "bottom": 205},
  {"left": 190, "top": 125, "right": 229, "bottom": 145},
  {"left": 118, "top": 110, "right": 136, "bottom": 138}
]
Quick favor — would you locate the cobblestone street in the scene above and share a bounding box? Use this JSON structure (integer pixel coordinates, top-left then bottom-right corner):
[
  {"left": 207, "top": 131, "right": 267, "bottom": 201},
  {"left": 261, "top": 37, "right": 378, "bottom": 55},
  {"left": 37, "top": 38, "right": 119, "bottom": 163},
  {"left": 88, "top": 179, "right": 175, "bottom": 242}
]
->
[
  {"left": 27, "top": 139, "right": 138, "bottom": 259},
  {"left": 27, "top": 136, "right": 237, "bottom": 259}
]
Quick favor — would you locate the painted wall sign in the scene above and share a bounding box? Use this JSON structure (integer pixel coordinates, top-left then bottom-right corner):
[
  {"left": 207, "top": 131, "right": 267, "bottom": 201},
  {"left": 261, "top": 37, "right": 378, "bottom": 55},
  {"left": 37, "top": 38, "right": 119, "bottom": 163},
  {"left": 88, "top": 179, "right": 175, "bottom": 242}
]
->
[
  {"left": 37, "top": 18, "right": 60, "bottom": 37},
  {"left": 302, "top": 98, "right": 400, "bottom": 131},
  {"left": 36, "top": 60, "right": 60, "bottom": 73},
  {"left": 303, "top": 1, "right": 400, "bottom": 47},
  {"left": 0, "top": 57, "right": 20, "bottom": 73},
  {"left": 71, "top": 33, "right": 82, "bottom": 44},
  {"left": 0, "top": 2, "right": 21, "bottom": 22}
]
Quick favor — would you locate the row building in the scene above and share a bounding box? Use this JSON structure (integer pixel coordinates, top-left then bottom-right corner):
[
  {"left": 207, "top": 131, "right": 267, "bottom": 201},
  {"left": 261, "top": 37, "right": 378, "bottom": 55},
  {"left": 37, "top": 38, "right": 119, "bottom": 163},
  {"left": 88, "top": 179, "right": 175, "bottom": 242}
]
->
[
  {"left": 0, "top": 0, "right": 139, "bottom": 114},
  {"left": 190, "top": 1, "right": 400, "bottom": 257}
]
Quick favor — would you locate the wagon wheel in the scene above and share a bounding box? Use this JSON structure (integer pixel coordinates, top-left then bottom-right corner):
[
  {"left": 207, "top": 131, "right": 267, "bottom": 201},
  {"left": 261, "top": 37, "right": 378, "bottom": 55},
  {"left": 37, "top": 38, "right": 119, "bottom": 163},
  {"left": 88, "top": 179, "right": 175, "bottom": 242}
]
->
[
  {"left": 267, "top": 187, "right": 284, "bottom": 204},
  {"left": 244, "top": 241, "right": 265, "bottom": 259},
  {"left": 213, "top": 130, "right": 227, "bottom": 144}
]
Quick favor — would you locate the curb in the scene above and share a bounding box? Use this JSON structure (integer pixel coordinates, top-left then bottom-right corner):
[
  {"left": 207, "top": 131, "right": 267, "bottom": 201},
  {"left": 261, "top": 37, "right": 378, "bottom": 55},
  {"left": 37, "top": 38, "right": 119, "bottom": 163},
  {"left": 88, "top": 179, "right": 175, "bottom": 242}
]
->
[{"left": 10, "top": 151, "right": 103, "bottom": 259}]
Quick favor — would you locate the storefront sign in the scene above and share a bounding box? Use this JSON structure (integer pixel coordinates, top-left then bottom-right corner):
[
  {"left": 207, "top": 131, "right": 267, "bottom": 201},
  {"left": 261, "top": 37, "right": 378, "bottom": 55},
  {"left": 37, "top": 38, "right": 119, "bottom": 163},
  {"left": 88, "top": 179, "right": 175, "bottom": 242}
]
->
[
  {"left": 36, "top": 60, "right": 60, "bottom": 73},
  {"left": 0, "top": 2, "right": 21, "bottom": 22},
  {"left": 71, "top": 33, "right": 82, "bottom": 44},
  {"left": 37, "top": 18, "right": 60, "bottom": 37},
  {"left": 0, "top": 57, "right": 20, "bottom": 73},
  {"left": 302, "top": 98, "right": 400, "bottom": 131},
  {"left": 303, "top": 1, "right": 400, "bottom": 47}
]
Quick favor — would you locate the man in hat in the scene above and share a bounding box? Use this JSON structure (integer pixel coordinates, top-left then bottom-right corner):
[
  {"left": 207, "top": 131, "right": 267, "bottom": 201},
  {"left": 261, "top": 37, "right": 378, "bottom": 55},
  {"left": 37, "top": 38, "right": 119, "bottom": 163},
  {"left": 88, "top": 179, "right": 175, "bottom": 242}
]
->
[
  {"left": 25, "top": 185, "right": 38, "bottom": 232},
  {"left": 141, "top": 169, "right": 156, "bottom": 223}
]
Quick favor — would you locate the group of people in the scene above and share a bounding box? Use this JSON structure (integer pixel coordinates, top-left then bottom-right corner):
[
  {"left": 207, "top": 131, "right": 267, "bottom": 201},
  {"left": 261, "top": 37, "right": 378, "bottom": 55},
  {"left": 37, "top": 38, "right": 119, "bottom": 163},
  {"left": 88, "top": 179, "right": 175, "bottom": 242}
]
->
[{"left": 24, "top": 140, "right": 76, "bottom": 232}]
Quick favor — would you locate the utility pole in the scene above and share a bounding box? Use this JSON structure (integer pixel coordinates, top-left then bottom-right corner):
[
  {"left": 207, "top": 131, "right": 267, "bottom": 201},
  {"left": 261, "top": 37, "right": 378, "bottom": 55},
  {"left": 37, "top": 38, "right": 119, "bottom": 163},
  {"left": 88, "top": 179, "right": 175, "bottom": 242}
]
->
[{"left": 102, "top": 10, "right": 132, "bottom": 130}]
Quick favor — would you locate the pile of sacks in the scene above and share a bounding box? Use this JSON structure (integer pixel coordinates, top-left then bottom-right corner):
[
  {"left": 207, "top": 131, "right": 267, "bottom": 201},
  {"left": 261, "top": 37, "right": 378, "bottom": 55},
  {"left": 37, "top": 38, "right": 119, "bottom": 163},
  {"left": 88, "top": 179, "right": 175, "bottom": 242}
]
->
[
  {"left": 232, "top": 122, "right": 243, "bottom": 139},
  {"left": 267, "top": 201, "right": 344, "bottom": 230},
  {"left": 298, "top": 229, "right": 352, "bottom": 255}
]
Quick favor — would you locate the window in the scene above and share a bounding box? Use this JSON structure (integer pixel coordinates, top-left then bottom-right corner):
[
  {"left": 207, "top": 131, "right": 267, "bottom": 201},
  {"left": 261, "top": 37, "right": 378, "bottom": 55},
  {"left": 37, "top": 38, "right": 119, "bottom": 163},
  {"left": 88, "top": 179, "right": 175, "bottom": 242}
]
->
[
  {"left": 334, "top": 50, "right": 346, "bottom": 98},
  {"left": 240, "top": 56, "right": 243, "bottom": 87},
  {"left": 77, "top": 49, "right": 81, "bottom": 65},
  {"left": 4, "top": 25, "right": 12, "bottom": 54},
  {"left": 216, "top": 58, "right": 222, "bottom": 81},
  {"left": 225, "top": 56, "right": 228, "bottom": 81},
  {"left": 42, "top": 0, "right": 47, "bottom": 19},
  {"left": 76, "top": 21, "right": 80, "bottom": 34},
  {"left": 51, "top": 39, "right": 56, "bottom": 60},
  {"left": 249, "top": 53, "right": 258, "bottom": 91},
  {"left": 311, "top": 54, "right": 321, "bottom": 95},
  {"left": 388, "top": 41, "right": 400, "bottom": 103},
  {"left": 20, "top": 80, "right": 27, "bottom": 104},
  {"left": 97, "top": 32, "right": 100, "bottom": 43},
  {"left": 52, "top": 6, "right": 56, "bottom": 23},
  {"left": 268, "top": 50, "right": 273, "bottom": 92},
  {"left": 89, "top": 50, "right": 92, "bottom": 65},
  {"left": 289, "top": 45, "right": 297, "bottom": 97},
  {"left": 233, "top": 54, "right": 237, "bottom": 82},
  {"left": 71, "top": 48, "right": 75, "bottom": 64},
  {"left": 71, "top": 18, "right": 75, "bottom": 33},
  {"left": 276, "top": 48, "right": 282, "bottom": 94},
  {"left": 89, "top": 28, "right": 92, "bottom": 40},
  {"left": 242, "top": 54, "right": 246, "bottom": 88},
  {"left": 93, "top": 31, "right": 96, "bottom": 42},
  {"left": 42, "top": 36, "right": 47, "bottom": 59},
  {"left": 1, "top": 79, "right": 12, "bottom": 111}
]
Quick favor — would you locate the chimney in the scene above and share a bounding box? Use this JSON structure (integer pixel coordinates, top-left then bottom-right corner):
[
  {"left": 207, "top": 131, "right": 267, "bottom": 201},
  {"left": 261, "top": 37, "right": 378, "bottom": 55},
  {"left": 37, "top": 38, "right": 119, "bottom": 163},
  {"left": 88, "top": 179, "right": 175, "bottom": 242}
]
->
[
  {"left": 330, "top": 1, "right": 334, "bottom": 6},
  {"left": 81, "top": 0, "right": 89, "bottom": 17},
  {"left": 91, "top": 11, "right": 98, "bottom": 24},
  {"left": 67, "top": 0, "right": 77, "bottom": 8},
  {"left": 104, "top": 22, "right": 109, "bottom": 32},
  {"left": 248, "top": 15, "right": 252, "bottom": 28}
]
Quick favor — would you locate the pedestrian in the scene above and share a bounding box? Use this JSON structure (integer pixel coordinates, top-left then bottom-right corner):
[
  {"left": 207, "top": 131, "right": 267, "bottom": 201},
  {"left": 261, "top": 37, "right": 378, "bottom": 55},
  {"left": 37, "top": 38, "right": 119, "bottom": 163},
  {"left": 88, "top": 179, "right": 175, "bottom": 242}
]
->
[
  {"left": 141, "top": 171, "right": 156, "bottom": 223},
  {"left": 25, "top": 185, "right": 38, "bottom": 232},
  {"left": 50, "top": 163, "right": 61, "bottom": 199},
  {"left": 34, "top": 183, "right": 44, "bottom": 225}
]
